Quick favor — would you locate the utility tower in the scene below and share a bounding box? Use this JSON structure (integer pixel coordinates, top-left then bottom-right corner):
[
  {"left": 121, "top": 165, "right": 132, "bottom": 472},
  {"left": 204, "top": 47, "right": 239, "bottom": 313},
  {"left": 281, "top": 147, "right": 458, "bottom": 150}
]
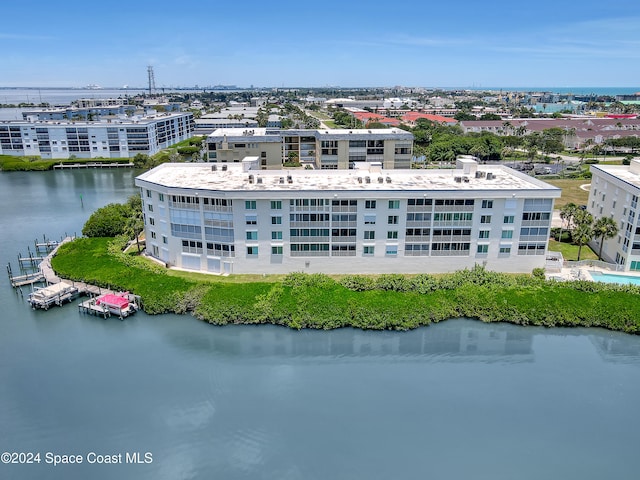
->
[{"left": 147, "top": 66, "right": 156, "bottom": 96}]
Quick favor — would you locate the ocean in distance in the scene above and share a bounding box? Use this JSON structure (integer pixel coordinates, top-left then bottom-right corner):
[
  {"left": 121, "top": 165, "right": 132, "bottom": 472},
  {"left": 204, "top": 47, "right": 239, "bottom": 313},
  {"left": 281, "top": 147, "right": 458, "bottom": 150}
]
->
[
  {"left": 2, "top": 170, "right": 640, "bottom": 480},
  {"left": 0, "top": 86, "right": 638, "bottom": 107}
]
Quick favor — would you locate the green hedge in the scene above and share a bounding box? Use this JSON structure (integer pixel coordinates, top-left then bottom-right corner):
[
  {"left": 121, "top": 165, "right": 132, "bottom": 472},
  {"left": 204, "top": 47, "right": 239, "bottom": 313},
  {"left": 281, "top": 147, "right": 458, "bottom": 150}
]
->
[{"left": 51, "top": 238, "right": 640, "bottom": 333}]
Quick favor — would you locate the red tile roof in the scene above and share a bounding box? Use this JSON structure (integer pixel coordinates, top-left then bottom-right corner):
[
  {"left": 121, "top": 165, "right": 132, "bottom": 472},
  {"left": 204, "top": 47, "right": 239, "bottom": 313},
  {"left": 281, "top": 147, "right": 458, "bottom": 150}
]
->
[{"left": 402, "top": 112, "right": 457, "bottom": 124}]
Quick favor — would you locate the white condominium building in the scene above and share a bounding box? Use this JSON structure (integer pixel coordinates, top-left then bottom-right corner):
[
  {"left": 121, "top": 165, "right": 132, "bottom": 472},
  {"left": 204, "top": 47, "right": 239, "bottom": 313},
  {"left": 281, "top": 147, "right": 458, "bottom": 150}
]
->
[
  {"left": 135, "top": 157, "right": 560, "bottom": 275},
  {"left": 206, "top": 127, "right": 414, "bottom": 170},
  {"left": 588, "top": 159, "right": 640, "bottom": 271},
  {"left": 0, "top": 112, "right": 193, "bottom": 159}
]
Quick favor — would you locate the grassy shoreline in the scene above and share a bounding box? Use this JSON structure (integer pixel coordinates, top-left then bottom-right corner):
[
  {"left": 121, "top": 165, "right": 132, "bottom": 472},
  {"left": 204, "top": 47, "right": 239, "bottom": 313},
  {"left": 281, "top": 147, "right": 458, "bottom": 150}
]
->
[
  {"left": 51, "top": 237, "right": 640, "bottom": 334},
  {"left": 0, "top": 154, "right": 133, "bottom": 171}
]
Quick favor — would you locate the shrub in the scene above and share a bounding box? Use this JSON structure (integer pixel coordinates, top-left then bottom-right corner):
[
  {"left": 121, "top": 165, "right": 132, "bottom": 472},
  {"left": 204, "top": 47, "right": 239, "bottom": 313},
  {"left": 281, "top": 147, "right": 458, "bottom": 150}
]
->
[{"left": 82, "top": 203, "right": 132, "bottom": 237}]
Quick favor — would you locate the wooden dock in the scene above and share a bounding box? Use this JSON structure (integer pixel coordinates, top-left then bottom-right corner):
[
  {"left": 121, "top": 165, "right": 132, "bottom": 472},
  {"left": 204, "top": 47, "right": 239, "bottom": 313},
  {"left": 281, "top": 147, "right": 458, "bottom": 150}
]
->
[
  {"left": 53, "top": 162, "right": 134, "bottom": 170},
  {"left": 10, "top": 235, "right": 141, "bottom": 317}
]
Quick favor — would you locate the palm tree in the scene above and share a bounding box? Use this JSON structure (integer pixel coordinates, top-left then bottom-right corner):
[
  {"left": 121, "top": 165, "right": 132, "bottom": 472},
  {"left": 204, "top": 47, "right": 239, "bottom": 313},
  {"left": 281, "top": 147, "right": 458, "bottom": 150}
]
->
[
  {"left": 571, "top": 210, "right": 594, "bottom": 261},
  {"left": 559, "top": 202, "right": 579, "bottom": 241},
  {"left": 592, "top": 216, "right": 618, "bottom": 260}
]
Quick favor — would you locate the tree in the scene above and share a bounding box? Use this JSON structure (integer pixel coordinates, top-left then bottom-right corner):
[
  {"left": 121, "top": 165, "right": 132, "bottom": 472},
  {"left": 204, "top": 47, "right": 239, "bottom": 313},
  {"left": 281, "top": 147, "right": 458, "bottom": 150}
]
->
[
  {"left": 82, "top": 203, "right": 132, "bottom": 237},
  {"left": 571, "top": 210, "right": 594, "bottom": 261},
  {"left": 592, "top": 216, "right": 618, "bottom": 261},
  {"left": 559, "top": 202, "right": 579, "bottom": 241}
]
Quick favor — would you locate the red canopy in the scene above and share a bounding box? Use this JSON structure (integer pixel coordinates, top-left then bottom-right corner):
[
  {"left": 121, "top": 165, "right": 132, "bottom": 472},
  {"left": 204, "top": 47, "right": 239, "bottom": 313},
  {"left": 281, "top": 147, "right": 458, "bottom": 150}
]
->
[{"left": 96, "top": 294, "right": 129, "bottom": 309}]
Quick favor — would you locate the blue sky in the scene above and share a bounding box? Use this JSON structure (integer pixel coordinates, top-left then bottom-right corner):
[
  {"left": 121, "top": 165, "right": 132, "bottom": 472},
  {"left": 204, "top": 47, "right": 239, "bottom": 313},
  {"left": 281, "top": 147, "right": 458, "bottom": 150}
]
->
[{"left": 2, "top": 0, "right": 640, "bottom": 88}]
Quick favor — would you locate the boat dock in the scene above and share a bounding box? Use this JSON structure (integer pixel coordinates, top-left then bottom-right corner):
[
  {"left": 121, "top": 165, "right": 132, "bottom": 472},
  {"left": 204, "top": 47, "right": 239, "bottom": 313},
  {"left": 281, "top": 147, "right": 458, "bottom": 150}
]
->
[
  {"left": 28, "top": 282, "right": 79, "bottom": 310},
  {"left": 9, "top": 235, "right": 141, "bottom": 317},
  {"left": 53, "top": 162, "right": 134, "bottom": 170},
  {"left": 78, "top": 292, "right": 140, "bottom": 320}
]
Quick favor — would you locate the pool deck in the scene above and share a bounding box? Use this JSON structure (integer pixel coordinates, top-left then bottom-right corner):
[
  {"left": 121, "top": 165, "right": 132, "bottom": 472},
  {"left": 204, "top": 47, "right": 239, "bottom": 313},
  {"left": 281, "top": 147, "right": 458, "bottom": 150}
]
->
[{"left": 547, "top": 266, "right": 640, "bottom": 283}]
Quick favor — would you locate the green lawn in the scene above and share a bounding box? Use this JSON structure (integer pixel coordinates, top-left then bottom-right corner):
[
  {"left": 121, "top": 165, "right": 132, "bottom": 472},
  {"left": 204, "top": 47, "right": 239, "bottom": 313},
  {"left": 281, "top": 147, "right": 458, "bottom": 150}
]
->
[
  {"left": 546, "top": 179, "right": 590, "bottom": 209},
  {"left": 548, "top": 238, "right": 598, "bottom": 261}
]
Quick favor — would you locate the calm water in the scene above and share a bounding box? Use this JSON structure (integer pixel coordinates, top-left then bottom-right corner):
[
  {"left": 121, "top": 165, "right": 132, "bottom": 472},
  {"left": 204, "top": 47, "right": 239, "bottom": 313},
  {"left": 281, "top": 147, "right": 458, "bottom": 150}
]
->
[{"left": 2, "top": 171, "right": 640, "bottom": 479}]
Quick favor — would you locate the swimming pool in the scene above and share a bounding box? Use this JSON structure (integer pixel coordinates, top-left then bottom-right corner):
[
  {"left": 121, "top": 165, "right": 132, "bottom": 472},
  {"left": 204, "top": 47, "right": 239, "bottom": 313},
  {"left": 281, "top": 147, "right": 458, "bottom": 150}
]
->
[{"left": 589, "top": 271, "right": 640, "bottom": 285}]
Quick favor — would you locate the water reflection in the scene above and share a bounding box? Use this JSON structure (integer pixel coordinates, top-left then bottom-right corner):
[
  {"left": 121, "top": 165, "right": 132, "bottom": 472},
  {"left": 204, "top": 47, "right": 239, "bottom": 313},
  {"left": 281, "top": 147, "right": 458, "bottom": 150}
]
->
[{"left": 164, "top": 319, "right": 535, "bottom": 363}]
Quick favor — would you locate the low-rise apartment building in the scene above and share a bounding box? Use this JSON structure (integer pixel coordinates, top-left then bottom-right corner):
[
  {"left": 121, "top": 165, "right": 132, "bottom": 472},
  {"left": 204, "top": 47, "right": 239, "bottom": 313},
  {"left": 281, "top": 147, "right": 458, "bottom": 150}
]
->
[
  {"left": 588, "top": 160, "right": 640, "bottom": 271},
  {"left": 135, "top": 158, "right": 560, "bottom": 275},
  {"left": 0, "top": 112, "right": 193, "bottom": 158},
  {"left": 206, "top": 127, "right": 414, "bottom": 170}
]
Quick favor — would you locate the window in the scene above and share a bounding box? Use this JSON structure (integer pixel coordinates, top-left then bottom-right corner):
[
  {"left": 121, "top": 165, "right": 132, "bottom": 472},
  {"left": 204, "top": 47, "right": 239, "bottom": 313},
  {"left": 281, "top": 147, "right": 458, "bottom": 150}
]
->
[
  {"left": 146, "top": 189, "right": 152, "bottom": 198},
  {"left": 148, "top": 204, "right": 153, "bottom": 212},
  {"left": 246, "top": 231, "right": 258, "bottom": 240},
  {"left": 499, "top": 246, "right": 511, "bottom": 254},
  {"left": 364, "top": 214, "right": 376, "bottom": 224},
  {"left": 388, "top": 215, "right": 399, "bottom": 225},
  {"left": 631, "top": 261, "right": 640, "bottom": 271},
  {"left": 364, "top": 230, "right": 375, "bottom": 240},
  {"left": 271, "top": 246, "right": 283, "bottom": 255},
  {"left": 245, "top": 200, "right": 256, "bottom": 210},
  {"left": 503, "top": 215, "right": 514, "bottom": 224},
  {"left": 246, "top": 215, "right": 257, "bottom": 225},
  {"left": 272, "top": 231, "right": 283, "bottom": 240},
  {"left": 270, "top": 200, "right": 282, "bottom": 210},
  {"left": 158, "top": 193, "right": 164, "bottom": 202},
  {"left": 271, "top": 216, "right": 282, "bottom": 225},
  {"left": 481, "top": 200, "right": 493, "bottom": 209},
  {"left": 150, "top": 231, "right": 156, "bottom": 239},
  {"left": 479, "top": 230, "right": 490, "bottom": 239},
  {"left": 149, "top": 217, "right": 155, "bottom": 226},
  {"left": 363, "top": 246, "right": 375, "bottom": 255},
  {"left": 480, "top": 215, "right": 491, "bottom": 224},
  {"left": 477, "top": 244, "right": 489, "bottom": 254},
  {"left": 501, "top": 230, "right": 513, "bottom": 239},
  {"left": 385, "top": 246, "right": 398, "bottom": 256},
  {"left": 247, "top": 246, "right": 258, "bottom": 255},
  {"left": 365, "top": 200, "right": 377, "bottom": 209},
  {"left": 162, "top": 235, "right": 167, "bottom": 244},
  {"left": 387, "top": 231, "right": 398, "bottom": 239},
  {"left": 388, "top": 200, "right": 400, "bottom": 209}
]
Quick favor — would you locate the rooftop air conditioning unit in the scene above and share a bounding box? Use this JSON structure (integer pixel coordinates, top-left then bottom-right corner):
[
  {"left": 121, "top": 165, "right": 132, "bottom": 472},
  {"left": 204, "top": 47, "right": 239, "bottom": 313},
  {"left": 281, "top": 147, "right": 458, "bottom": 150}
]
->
[
  {"left": 212, "top": 165, "right": 217, "bottom": 171},
  {"left": 386, "top": 176, "right": 392, "bottom": 183},
  {"left": 287, "top": 175, "right": 293, "bottom": 184},
  {"left": 279, "top": 177, "right": 285, "bottom": 184},
  {"left": 454, "top": 176, "right": 462, "bottom": 183},
  {"left": 487, "top": 172, "right": 494, "bottom": 180},
  {"left": 378, "top": 177, "right": 384, "bottom": 183},
  {"left": 248, "top": 174, "right": 254, "bottom": 184},
  {"left": 357, "top": 177, "right": 363, "bottom": 183},
  {"left": 365, "top": 176, "right": 371, "bottom": 184},
  {"left": 222, "top": 164, "right": 227, "bottom": 171}
]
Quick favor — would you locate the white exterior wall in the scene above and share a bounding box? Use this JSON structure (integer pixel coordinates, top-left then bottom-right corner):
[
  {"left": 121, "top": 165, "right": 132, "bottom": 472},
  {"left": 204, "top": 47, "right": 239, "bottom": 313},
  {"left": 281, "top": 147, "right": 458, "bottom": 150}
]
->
[
  {"left": 588, "top": 163, "right": 640, "bottom": 271},
  {"left": 137, "top": 163, "right": 559, "bottom": 275},
  {"left": 0, "top": 113, "right": 193, "bottom": 159}
]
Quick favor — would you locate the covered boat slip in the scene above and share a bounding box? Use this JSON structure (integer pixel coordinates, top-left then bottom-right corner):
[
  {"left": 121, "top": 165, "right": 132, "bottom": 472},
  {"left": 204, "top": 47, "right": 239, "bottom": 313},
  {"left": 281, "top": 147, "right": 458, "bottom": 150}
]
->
[
  {"left": 28, "top": 282, "right": 79, "bottom": 310},
  {"left": 78, "top": 292, "right": 139, "bottom": 319}
]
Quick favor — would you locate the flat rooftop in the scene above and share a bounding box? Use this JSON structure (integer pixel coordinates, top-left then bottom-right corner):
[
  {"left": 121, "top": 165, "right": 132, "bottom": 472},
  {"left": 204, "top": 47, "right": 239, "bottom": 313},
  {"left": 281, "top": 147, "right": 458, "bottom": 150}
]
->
[
  {"left": 137, "top": 162, "right": 561, "bottom": 197},
  {"left": 592, "top": 162, "right": 640, "bottom": 190}
]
